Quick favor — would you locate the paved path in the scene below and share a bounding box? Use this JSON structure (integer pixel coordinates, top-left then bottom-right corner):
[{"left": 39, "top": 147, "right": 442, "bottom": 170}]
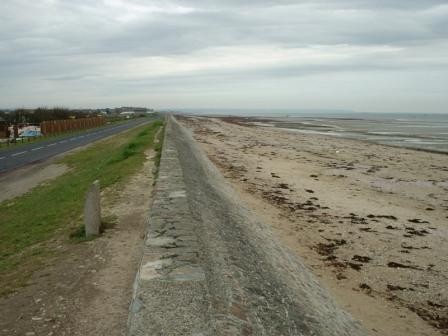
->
[
  {"left": 0, "top": 118, "right": 153, "bottom": 174},
  {"left": 128, "top": 116, "right": 367, "bottom": 335}
]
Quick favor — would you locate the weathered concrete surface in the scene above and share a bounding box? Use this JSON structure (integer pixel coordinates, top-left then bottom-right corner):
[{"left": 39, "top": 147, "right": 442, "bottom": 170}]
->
[
  {"left": 84, "top": 180, "right": 101, "bottom": 237},
  {"left": 128, "top": 122, "right": 210, "bottom": 335},
  {"left": 128, "top": 117, "right": 367, "bottom": 335}
]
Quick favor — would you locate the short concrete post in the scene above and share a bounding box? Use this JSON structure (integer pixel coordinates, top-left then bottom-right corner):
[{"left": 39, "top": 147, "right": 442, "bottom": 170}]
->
[{"left": 84, "top": 180, "right": 101, "bottom": 237}]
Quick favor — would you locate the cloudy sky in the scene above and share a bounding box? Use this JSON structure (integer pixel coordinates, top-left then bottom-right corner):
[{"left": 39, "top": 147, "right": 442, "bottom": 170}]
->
[{"left": 1, "top": 0, "right": 447, "bottom": 112}]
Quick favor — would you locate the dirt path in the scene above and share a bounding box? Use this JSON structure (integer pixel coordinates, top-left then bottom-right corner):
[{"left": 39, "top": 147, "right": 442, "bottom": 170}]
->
[
  {"left": 178, "top": 116, "right": 448, "bottom": 336},
  {"left": 0, "top": 161, "right": 68, "bottom": 203},
  {"left": 0, "top": 149, "right": 155, "bottom": 336}
]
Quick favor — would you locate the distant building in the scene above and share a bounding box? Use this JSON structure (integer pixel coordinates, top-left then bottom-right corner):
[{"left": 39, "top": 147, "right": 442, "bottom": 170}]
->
[
  {"left": 119, "top": 111, "right": 136, "bottom": 119},
  {"left": 118, "top": 107, "right": 154, "bottom": 114},
  {"left": 20, "top": 128, "right": 41, "bottom": 138}
]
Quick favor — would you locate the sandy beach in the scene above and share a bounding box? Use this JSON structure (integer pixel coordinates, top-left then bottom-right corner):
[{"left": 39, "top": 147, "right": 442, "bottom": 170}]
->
[{"left": 178, "top": 115, "right": 448, "bottom": 336}]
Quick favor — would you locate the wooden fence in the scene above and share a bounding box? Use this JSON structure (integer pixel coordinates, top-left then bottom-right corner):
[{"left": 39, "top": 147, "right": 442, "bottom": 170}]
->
[{"left": 40, "top": 117, "right": 105, "bottom": 136}]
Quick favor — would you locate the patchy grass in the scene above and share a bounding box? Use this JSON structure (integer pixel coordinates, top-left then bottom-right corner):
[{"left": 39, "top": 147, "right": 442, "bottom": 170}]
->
[
  {"left": 0, "top": 119, "right": 163, "bottom": 296},
  {"left": 153, "top": 124, "right": 165, "bottom": 180},
  {"left": 69, "top": 214, "right": 118, "bottom": 242}
]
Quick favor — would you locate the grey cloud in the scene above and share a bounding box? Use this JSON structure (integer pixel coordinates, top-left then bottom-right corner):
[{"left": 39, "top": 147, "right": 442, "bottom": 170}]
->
[
  {"left": 1, "top": 1, "right": 446, "bottom": 62},
  {"left": 87, "top": 4, "right": 448, "bottom": 53},
  {"left": 0, "top": 0, "right": 447, "bottom": 111},
  {"left": 145, "top": 0, "right": 446, "bottom": 10},
  {"left": 46, "top": 74, "right": 102, "bottom": 81},
  {"left": 108, "top": 52, "right": 446, "bottom": 93}
]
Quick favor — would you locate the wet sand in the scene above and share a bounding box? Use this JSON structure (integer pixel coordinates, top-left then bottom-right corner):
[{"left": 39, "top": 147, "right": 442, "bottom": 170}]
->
[{"left": 178, "top": 115, "right": 448, "bottom": 336}]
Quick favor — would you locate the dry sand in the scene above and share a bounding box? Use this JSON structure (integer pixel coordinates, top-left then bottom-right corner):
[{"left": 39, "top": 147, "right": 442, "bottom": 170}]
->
[{"left": 178, "top": 115, "right": 448, "bottom": 336}]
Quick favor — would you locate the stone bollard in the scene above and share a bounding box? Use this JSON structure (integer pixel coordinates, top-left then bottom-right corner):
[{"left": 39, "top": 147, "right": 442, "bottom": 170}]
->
[{"left": 84, "top": 180, "right": 101, "bottom": 237}]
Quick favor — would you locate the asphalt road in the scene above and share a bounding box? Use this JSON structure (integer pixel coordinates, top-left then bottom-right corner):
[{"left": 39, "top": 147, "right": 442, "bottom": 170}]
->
[{"left": 0, "top": 118, "right": 155, "bottom": 174}]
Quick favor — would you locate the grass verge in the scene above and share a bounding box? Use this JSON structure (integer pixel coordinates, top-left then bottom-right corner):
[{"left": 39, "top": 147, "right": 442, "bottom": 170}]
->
[
  {"left": 0, "top": 119, "right": 163, "bottom": 296},
  {"left": 153, "top": 123, "right": 165, "bottom": 179}
]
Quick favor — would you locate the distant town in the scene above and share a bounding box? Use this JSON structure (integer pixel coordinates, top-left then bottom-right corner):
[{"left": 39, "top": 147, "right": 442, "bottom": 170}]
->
[
  {"left": 0, "top": 106, "right": 155, "bottom": 120},
  {"left": 0, "top": 107, "right": 156, "bottom": 141}
]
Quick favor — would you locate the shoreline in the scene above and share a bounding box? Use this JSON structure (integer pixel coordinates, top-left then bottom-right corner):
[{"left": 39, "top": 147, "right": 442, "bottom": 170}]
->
[
  {"left": 204, "top": 115, "right": 448, "bottom": 155},
  {"left": 179, "top": 115, "right": 448, "bottom": 336},
  {"left": 277, "top": 125, "right": 448, "bottom": 156}
]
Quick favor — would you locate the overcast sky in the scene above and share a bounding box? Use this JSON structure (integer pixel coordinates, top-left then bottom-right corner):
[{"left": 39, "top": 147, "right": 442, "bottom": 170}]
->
[{"left": 1, "top": 0, "right": 447, "bottom": 112}]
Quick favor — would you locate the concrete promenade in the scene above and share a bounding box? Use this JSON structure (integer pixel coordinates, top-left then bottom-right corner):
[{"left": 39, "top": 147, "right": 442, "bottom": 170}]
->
[
  {"left": 128, "top": 117, "right": 366, "bottom": 335},
  {"left": 128, "top": 118, "right": 209, "bottom": 335}
]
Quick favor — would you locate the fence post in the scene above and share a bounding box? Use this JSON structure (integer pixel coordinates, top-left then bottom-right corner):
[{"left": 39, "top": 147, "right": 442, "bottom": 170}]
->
[{"left": 84, "top": 180, "right": 101, "bottom": 237}]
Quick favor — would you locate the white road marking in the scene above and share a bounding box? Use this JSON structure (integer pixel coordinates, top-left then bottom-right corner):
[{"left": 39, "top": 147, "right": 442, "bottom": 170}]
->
[
  {"left": 11, "top": 151, "right": 27, "bottom": 157},
  {"left": 1, "top": 125, "right": 137, "bottom": 167}
]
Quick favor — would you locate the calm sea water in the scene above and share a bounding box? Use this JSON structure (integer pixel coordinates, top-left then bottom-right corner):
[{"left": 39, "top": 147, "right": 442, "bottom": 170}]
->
[{"left": 179, "top": 109, "right": 448, "bottom": 153}]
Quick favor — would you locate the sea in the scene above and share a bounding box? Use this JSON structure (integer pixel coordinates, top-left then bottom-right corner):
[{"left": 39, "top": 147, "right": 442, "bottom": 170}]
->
[{"left": 177, "top": 109, "right": 448, "bottom": 154}]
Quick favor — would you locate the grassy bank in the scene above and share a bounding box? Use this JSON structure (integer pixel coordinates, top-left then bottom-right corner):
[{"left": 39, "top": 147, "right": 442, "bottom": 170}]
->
[
  {"left": 0, "top": 119, "right": 164, "bottom": 296},
  {"left": 153, "top": 123, "right": 165, "bottom": 179}
]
